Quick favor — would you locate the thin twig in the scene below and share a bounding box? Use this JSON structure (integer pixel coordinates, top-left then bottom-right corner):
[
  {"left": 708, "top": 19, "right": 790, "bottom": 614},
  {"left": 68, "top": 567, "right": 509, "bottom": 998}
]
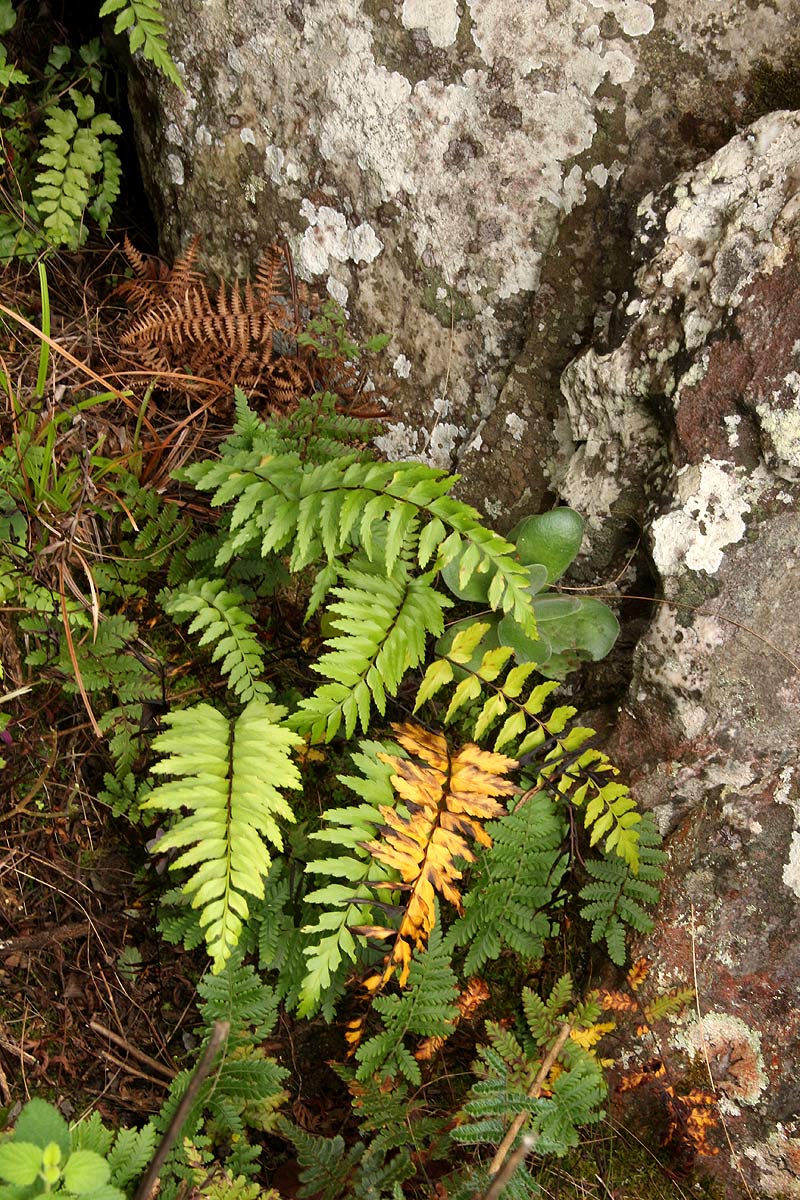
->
[
  {"left": 134, "top": 1020, "right": 230, "bottom": 1200},
  {"left": 89, "top": 1020, "right": 175, "bottom": 1081},
  {"left": 480, "top": 1133, "right": 538, "bottom": 1200},
  {"left": 488, "top": 1021, "right": 573, "bottom": 1176},
  {"left": 97, "top": 1048, "right": 172, "bottom": 1089}
]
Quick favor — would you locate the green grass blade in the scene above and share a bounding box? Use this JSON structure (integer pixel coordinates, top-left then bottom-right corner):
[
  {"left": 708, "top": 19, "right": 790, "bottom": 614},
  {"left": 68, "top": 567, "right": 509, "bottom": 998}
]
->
[{"left": 35, "top": 261, "right": 50, "bottom": 399}]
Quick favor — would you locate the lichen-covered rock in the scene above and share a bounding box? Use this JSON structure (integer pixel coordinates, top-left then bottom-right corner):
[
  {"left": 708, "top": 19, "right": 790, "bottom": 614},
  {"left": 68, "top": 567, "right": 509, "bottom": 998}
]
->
[
  {"left": 128, "top": 0, "right": 796, "bottom": 520},
  {"left": 556, "top": 112, "right": 800, "bottom": 1196}
]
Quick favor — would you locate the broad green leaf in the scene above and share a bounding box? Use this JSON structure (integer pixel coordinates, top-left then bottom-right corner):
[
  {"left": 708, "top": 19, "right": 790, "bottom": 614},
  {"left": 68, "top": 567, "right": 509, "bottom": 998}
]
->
[
  {"left": 62, "top": 1151, "right": 110, "bottom": 1194},
  {"left": 0, "top": 1143, "right": 43, "bottom": 1186},
  {"left": 508, "top": 508, "right": 584, "bottom": 583},
  {"left": 13, "top": 1100, "right": 70, "bottom": 1157}
]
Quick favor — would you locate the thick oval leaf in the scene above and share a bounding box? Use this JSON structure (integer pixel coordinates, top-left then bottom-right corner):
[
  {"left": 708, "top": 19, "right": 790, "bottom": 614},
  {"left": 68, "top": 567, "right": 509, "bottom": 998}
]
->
[
  {"left": 530, "top": 594, "right": 581, "bottom": 622},
  {"left": 524, "top": 563, "right": 549, "bottom": 597},
  {"left": 537, "top": 597, "right": 620, "bottom": 679},
  {"left": 496, "top": 614, "right": 552, "bottom": 666},
  {"left": 440, "top": 554, "right": 493, "bottom": 602},
  {"left": 508, "top": 508, "right": 584, "bottom": 583}
]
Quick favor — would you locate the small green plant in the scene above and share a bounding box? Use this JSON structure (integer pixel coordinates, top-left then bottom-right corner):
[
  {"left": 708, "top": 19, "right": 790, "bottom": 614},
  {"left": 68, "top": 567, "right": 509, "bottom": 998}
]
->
[
  {"left": 439, "top": 506, "right": 620, "bottom": 679},
  {"left": 0, "top": 1099, "right": 154, "bottom": 1200},
  {"left": 0, "top": 0, "right": 181, "bottom": 258}
]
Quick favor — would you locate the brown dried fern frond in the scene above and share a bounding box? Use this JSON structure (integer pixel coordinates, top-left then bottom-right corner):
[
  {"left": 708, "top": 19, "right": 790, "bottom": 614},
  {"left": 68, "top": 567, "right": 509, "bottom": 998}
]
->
[{"left": 112, "top": 238, "right": 376, "bottom": 413}]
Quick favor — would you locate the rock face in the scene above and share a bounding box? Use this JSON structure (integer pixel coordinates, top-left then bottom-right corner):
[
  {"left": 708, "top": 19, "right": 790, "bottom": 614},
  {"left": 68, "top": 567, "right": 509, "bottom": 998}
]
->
[
  {"left": 129, "top": 0, "right": 797, "bottom": 522},
  {"left": 555, "top": 112, "right": 800, "bottom": 1196}
]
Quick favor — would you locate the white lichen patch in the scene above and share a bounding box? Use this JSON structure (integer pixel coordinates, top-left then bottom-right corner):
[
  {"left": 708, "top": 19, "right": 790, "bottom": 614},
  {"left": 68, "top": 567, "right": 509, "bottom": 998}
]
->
[
  {"left": 326, "top": 276, "right": 349, "bottom": 307},
  {"left": 650, "top": 459, "right": 755, "bottom": 575},
  {"left": 756, "top": 373, "right": 800, "bottom": 472},
  {"left": 724, "top": 414, "right": 741, "bottom": 448},
  {"left": 588, "top": 0, "right": 655, "bottom": 38},
  {"left": 392, "top": 354, "right": 412, "bottom": 379},
  {"left": 375, "top": 418, "right": 466, "bottom": 469},
  {"left": 166, "top": 153, "right": 184, "bottom": 186},
  {"left": 639, "top": 607, "right": 725, "bottom": 739},
  {"left": 296, "top": 200, "right": 383, "bottom": 278},
  {"left": 504, "top": 412, "right": 528, "bottom": 441},
  {"left": 744, "top": 1125, "right": 800, "bottom": 1199},
  {"left": 401, "top": 0, "right": 459, "bottom": 48},
  {"left": 672, "top": 1012, "right": 767, "bottom": 1106},
  {"left": 775, "top": 766, "right": 800, "bottom": 899}
]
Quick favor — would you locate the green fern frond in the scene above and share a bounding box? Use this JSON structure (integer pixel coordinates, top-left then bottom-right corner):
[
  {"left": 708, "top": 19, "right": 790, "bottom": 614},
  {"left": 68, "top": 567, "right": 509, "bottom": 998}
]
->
[
  {"left": 106, "top": 1125, "right": 157, "bottom": 1189},
  {"left": 98, "top": 0, "right": 184, "bottom": 89},
  {"left": 279, "top": 1119, "right": 413, "bottom": 1200},
  {"left": 142, "top": 701, "right": 302, "bottom": 972},
  {"left": 354, "top": 920, "right": 459, "bottom": 1087},
  {"left": 183, "top": 451, "right": 538, "bottom": 633},
  {"left": 32, "top": 99, "right": 121, "bottom": 248},
  {"left": 97, "top": 770, "right": 151, "bottom": 822},
  {"left": 415, "top": 622, "right": 645, "bottom": 870},
  {"left": 339, "top": 1069, "right": 449, "bottom": 1157},
  {"left": 163, "top": 578, "right": 272, "bottom": 703},
  {"left": 578, "top": 812, "right": 665, "bottom": 965},
  {"left": 453, "top": 977, "right": 606, "bottom": 1168},
  {"left": 70, "top": 1111, "right": 114, "bottom": 1156},
  {"left": 450, "top": 789, "right": 569, "bottom": 973},
  {"left": 291, "top": 556, "right": 450, "bottom": 741},
  {"left": 155, "top": 959, "right": 288, "bottom": 1169},
  {"left": 298, "top": 739, "right": 406, "bottom": 1018}
]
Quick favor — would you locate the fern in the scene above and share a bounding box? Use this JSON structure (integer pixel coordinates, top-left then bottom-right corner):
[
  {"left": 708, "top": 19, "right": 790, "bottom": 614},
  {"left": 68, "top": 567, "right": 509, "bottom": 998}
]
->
[
  {"left": 32, "top": 93, "right": 122, "bottom": 249},
  {"left": 99, "top": 0, "right": 184, "bottom": 89},
  {"left": 279, "top": 1120, "right": 412, "bottom": 1200},
  {"left": 354, "top": 920, "right": 460, "bottom": 1087},
  {"left": 450, "top": 976, "right": 606, "bottom": 1193},
  {"left": 578, "top": 812, "right": 665, "bottom": 965},
  {"left": 293, "top": 553, "right": 451, "bottom": 740},
  {"left": 105, "top": 1125, "right": 157, "bottom": 1189},
  {"left": 340, "top": 1068, "right": 449, "bottom": 1157},
  {"left": 299, "top": 739, "right": 403, "bottom": 1018},
  {"left": 154, "top": 957, "right": 288, "bottom": 1196},
  {"left": 416, "top": 621, "right": 645, "bottom": 870},
  {"left": 141, "top": 701, "right": 302, "bottom": 972},
  {"left": 449, "top": 788, "right": 569, "bottom": 974},
  {"left": 162, "top": 579, "right": 273, "bottom": 703},
  {"left": 180, "top": 447, "right": 540, "bottom": 741}
]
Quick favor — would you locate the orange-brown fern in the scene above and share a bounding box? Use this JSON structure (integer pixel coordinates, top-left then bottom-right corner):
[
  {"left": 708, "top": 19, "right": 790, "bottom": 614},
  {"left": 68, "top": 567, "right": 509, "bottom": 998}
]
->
[{"left": 114, "top": 237, "right": 368, "bottom": 413}]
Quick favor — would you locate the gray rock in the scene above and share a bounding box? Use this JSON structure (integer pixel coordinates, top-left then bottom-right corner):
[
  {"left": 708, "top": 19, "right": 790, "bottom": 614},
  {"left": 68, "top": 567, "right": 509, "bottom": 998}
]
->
[
  {"left": 128, "top": 0, "right": 797, "bottom": 521},
  {"left": 562, "top": 112, "right": 800, "bottom": 1197}
]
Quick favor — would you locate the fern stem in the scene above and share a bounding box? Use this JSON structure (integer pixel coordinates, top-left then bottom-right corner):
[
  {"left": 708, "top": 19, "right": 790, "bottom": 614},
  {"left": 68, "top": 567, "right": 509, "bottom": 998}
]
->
[
  {"left": 480, "top": 1133, "right": 539, "bottom": 1200},
  {"left": 35, "top": 261, "right": 50, "bottom": 399},
  {"left": 133, "top": 1019, "right": 230, "bottom": 1200}
]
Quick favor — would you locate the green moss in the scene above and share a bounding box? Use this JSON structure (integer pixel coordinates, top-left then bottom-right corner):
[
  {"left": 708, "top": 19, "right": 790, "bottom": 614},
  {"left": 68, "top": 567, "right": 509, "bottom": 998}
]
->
[
  {"left": 532, "top": 1124, "right": 726, "bottom": 1199},
  {"left": 419, "top": 266, "right": 475, "bottom": 326},
  {"left": 744, "top": 48, "right": 800, "bottom": 124}
]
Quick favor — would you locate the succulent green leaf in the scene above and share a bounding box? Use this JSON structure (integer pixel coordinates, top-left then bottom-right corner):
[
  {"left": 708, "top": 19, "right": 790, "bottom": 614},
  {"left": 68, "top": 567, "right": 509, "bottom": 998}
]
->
[{"left": 508, "top": 507, "right": 584, "bottom": 583}]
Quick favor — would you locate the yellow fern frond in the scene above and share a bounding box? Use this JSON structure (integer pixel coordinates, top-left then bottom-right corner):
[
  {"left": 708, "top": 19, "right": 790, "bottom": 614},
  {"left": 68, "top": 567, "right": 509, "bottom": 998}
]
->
[{"left": 365, "top": 722, "right": 516, "bottom": 986}]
